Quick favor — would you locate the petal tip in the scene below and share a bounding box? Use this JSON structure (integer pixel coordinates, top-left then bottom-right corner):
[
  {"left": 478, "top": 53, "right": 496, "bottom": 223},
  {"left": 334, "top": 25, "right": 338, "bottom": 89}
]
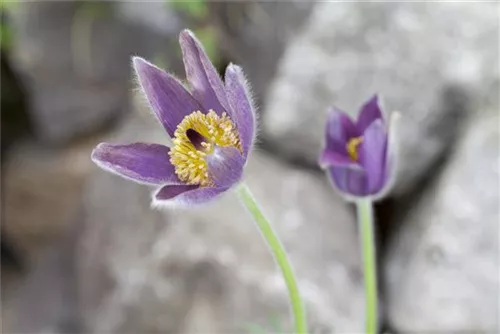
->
[
  {"left": 89, "top": 143, "right": 122, "bottom": 177},
  {"left": 132, "top": 56, "right": 148, "bottom": 71},
  {"left": 225, "top": 63, "right": 246, "bottom": 83},
  {"left": 90, "top": 142, "right": 109, "bottom": 164},
  {"left": 179, "top": 29, "right": 199, "bottom": 47},
  {"left": 132, "top": 56, "right": 155, "bottom": 81},
  {"left": 356, "top": 93, "right": 384, "bottom": 132},
  {"left": 133, "top": 56, "right": 168, "bottom": 75},
  {"left": 180, "top": 29, "right": 195, "bottom": 39},
  {"left": 226, "top": 63, "right": 240, "bottom": 72},
  {"left": 132, "top": 56, "right": 162, "bottom": 75}
]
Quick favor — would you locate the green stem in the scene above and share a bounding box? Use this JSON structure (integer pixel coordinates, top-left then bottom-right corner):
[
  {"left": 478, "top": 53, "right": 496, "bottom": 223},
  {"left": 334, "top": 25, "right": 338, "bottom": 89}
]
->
[
  {"left": 356, "top": 198, "right": 378, "bottom": 334},
  {"left": 236, "top": 183, "right": 308, "bottom": 334}
]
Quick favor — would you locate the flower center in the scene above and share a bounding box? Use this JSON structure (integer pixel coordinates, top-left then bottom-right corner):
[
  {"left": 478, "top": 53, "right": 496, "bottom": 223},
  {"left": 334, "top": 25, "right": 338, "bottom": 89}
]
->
[
  {"left": 169, "top": 110, "right": 241, "bottom": 186},
  {"left": 346, "top": 136, "right": 363, "bottom": 161}
]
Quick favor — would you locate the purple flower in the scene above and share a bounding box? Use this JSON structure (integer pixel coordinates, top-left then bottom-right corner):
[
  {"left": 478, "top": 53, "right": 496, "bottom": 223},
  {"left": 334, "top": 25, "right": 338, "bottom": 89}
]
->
[
  {"left": 319, "top": 95, "right": 393, "bottom": 199},
  {"left": 91, "top": 30, "right": 256, "bottom": 206}
]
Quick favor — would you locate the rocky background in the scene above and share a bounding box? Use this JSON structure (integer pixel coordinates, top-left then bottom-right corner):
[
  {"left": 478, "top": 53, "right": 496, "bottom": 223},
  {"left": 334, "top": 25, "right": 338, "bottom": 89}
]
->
[{"left": 1, "top": 2, "right": 498, "bottom": 334}]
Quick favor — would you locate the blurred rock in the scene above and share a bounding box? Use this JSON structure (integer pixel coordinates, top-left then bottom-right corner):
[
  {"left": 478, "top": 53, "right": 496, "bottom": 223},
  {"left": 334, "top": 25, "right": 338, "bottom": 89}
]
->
[
  {"left": 1, "top": 137, "right": 101, "bottom": 334},
  {"left": 2, "top": 221, "right": 82, "bottom": 334},
  {"left": 1, "top": 53, "right": 31, "bottom": 156},
  {"left": 2, "top": 138, "right": 98, "bottom": 259},
  {"left": 262, "top": 2, "right": 499, "bottom": 195},
  {"left": 0, "top": 50, "right": 29, "bottom": 276},
  {"left": 384, "top": 106, "right": 499, "bottom": 332},
  {"left": 78, "top": 113, "right": 364, "bottom": 333},
  {"left": 7, "top": 2, "right": 181, "bottom": 144},
  {"left": 116, "top": 2, "right": 180, "bottom": 36},
  {"left": 208, "top": 2, "right": 314, "bottom": 104}
]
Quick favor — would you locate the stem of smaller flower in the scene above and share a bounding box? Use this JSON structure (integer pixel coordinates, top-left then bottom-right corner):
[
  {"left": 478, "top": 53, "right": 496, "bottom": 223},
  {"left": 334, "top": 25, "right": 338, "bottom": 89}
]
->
[
  {"left": 355, "top": 198, "right": 378, "bottom": 334},
  {"left": 236, "top": 183, "right": 308, "bottom": 334}
]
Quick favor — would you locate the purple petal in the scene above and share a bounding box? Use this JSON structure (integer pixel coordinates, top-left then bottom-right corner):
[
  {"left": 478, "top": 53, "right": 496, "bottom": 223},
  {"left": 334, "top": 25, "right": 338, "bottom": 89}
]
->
[
  {"left": 319, "top": 149, "right": 353, "bottom": 168},
  {"left": 91, "top": 142, "right": 181, "bottom": 185},
  {"left": 179, "top": 30, "right": 230, "bottom": 116},
  {"left": 328, "top": 164, "right": 368, "bottom": 197},
  {"left": 325, "top": 107, "right": 359, "bottom": 156},
  {"left": 356, "top": 95, "right": 383, "bottom": 133},
  {"left": 358, "top": 119, "right": 388, "bottom": 194},
  {"left": 374, "top": 111, "right": 399, "bottom": 198},
  {"left": 154, "top": 184, "right": 228, "bottom": 206},
  {"left": 133, "top": 57, "right": 202, "bottom": 137},
  {"left": 224, "top": 64, "right": 256, "bottom": 158},
  {"left": 206, "top": 145, "right": 245, "bottom": 188}
]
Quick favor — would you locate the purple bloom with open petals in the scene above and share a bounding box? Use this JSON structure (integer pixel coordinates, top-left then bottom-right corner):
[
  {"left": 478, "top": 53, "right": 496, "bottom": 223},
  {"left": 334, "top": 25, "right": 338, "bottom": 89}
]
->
[
  {"left": 319, "top": 95, "right": 393, "bottom": 200},
  {"left": 91, "top": 29, "right": 256, "bottom": 206}
]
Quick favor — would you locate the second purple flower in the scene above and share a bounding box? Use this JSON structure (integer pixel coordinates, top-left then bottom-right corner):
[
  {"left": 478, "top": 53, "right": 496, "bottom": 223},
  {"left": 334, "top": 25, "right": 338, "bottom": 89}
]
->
[
  {"left": 91, "top": 30, "right": 256, "bottom": 206},
  {"left": 319, "top": 96, "right": 393, "bottom": 199}
]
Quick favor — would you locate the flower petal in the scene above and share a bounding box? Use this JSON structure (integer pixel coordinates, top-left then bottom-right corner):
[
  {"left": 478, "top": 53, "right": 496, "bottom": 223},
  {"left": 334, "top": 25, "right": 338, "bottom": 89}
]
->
[
  {"left": 179, "top": 30, "right": 230, "bottom": 115},
  {"left": 133, "top": 57, "right": 202, "bottom": 137},
  {"left": 374, "top": 111, "right": 400, "bottom": 199},
  {"left": 325, "top": 107, "right": 359, "bottom": 156},
  {"left": 358, "top": 119, "right": 388, "bottom": 194},
  {"left": 91, "top": 142, "right": 181, "bottom": 185},
  {"left": 224, "top": 64, "right": 256, "bottom": 158},
  {"left": 154, "top": 184, "right": 228, "bottom": 206},
  {"left": 206, "top": 146, "right": 245, "bottom": 188},
  {"left": 319, "top": 149, "right": 353, "bottom": 168},
  {"left": 327, "top": 164, "right": 368, "bottom": 197},
  {"left": 356, "top": 95, "right": 383, "bottom": 133}
]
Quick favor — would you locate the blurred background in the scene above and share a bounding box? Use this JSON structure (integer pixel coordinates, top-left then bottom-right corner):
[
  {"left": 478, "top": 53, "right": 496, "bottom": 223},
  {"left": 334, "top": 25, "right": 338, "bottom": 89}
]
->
[{"left": 1, "top": 1, "right": 498, "bottom": 333}]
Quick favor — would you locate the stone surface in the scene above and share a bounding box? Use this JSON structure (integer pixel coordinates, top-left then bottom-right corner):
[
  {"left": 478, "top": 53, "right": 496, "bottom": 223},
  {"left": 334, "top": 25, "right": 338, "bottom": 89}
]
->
[
  {"left": 208, "top": 2, "right": 314, "bottom": 105},
  {"left": 384, "top": 106, "right": 499, "bottom": 332},
  {"left": 2, "top": 223, "right": 82, "bottom": 334},
  {"left": 78, "top": 113, "right": 364, "bottom": 333},
  {"left": 0, "top": 50, "right": 29, "bottom": 275},
  {"left": 7, "top": 2, "right": 181, "bottom": 144},
  {"left": 116, "top": 2, "right": 181, "bottom": 36},
  {"left": 1, "top": 54, "right": 30, "bottom": 156},
  {"left": 2, "top": 138, "right": 99, "bottom": 259},
  {"left": 1, "top": 137, "right": 102, "bottom": 334},
  {"left": 262, "top": 2, "right": 499, "bottom": 195}
]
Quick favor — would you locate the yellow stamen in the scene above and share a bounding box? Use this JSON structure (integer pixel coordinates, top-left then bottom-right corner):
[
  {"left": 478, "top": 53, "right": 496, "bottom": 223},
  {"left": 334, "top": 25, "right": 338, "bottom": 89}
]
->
[
  {"left": 169, "top": 110, "right": 241, "bottom": 186},
  {"left": 347, "top": 136, "right": 363, "bottom": 161}
]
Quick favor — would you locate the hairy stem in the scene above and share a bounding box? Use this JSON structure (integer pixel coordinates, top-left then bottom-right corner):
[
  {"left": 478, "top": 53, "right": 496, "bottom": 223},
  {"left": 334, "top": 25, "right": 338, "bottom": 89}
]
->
[{"left": 236, "top": 183, "right": 308, "bottom": 333}]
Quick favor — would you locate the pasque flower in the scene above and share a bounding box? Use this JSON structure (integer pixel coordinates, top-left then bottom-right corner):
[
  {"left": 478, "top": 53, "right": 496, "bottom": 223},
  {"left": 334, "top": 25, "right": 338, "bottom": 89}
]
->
[
  {"left": 319, "top": 95, "right": 392, "bottom": 199},
  {"left": 92, "top": 31, "right": 308, "bottom": 332},
  {"left": 320, "top": 95, "right": 395, "bottom": 333},
  {"left": 91, "top": 29, "right": 255, "bottom": 206}
]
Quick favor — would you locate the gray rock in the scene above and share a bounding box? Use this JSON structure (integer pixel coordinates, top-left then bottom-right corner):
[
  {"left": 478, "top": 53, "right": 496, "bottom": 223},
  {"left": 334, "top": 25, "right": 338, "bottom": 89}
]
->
[
  {"left": 262, "top": 2, "right": 499, "bottom": 195},
  {"left": 2, "top": 139, "right": 97, "bottom": 259},
  {"left": 384, "top": 107, "right": 499, "bottom": 332},
  {"left": 2, "top": 223, "right": 82, "bottom": 334},
  {"left": 1, "top": 55, "right": 30, "bottom": 155},
  {"left": 116, "top": 2, "right": 181, "bottom": 36},
  {"left": 1, "top": 138, "right": 100, "bottom": 333},
  {"left": 7, "top": 2, "right": 181, "bottom": 144},
  {"left": 78, "top": 113, "right": 365, "bottom": 333},
  {"left": 208, "top": 1, "right": 314, "bottom": 104}
]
